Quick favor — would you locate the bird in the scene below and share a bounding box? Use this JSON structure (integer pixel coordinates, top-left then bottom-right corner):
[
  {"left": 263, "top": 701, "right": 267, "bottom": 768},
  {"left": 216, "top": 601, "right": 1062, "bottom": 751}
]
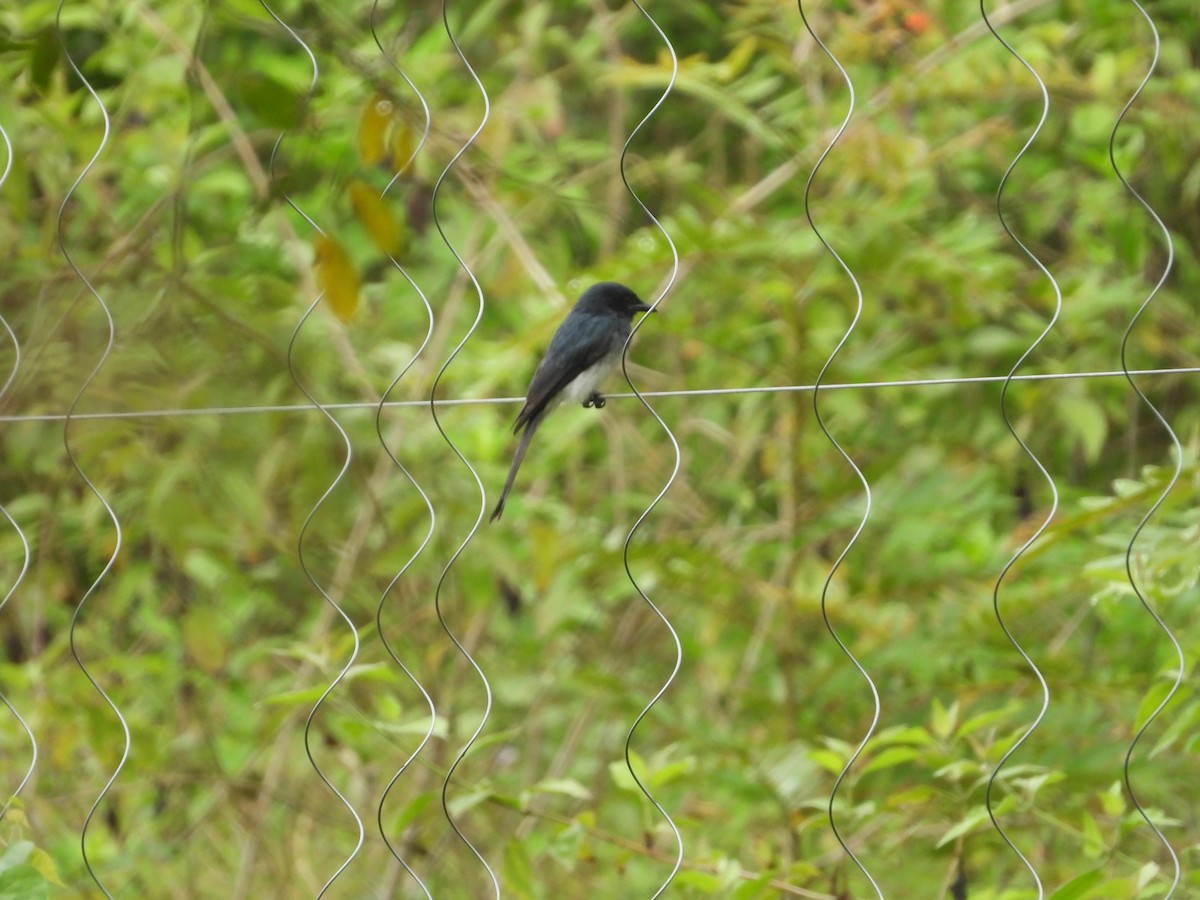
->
[{"left": 490, "top": 281, "right": 652, "bottom": 522}]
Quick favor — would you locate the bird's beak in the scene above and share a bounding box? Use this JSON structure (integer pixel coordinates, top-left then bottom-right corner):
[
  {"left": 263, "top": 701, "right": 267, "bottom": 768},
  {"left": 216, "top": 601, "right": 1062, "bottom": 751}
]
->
[{"left": 634, "top": 301, "right": 654, "bottom": 314}]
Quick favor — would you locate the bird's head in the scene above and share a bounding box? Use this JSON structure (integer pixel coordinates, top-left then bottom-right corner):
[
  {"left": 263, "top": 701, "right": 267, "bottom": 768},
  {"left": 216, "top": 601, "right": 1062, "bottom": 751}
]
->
[{"left": 577, "top": 282, "right": 652, "bottom": 319}]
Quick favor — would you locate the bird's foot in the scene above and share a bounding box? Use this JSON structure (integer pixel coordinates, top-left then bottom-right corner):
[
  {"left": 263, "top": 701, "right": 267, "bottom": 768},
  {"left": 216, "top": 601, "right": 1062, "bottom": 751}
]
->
[{"left": 583, "top": 391, "right": 606, "bottom": 409}]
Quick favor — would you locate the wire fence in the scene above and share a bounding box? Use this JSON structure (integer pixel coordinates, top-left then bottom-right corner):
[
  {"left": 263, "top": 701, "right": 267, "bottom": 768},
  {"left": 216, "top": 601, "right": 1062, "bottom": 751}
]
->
[{"left": 0, "top": 0, "right": 1195, "bottom": 897}]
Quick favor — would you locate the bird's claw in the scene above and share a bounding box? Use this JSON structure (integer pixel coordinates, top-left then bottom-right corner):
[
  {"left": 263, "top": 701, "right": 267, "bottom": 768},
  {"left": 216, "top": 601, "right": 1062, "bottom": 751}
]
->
[{"left": 584, "top": 392, "right": 606, "bottom": 409}]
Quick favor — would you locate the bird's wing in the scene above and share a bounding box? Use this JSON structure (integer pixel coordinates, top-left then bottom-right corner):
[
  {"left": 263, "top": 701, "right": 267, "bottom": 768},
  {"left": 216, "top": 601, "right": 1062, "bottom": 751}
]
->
[{"left": 513, "top": 313, "right": 617, "bottom": 434}]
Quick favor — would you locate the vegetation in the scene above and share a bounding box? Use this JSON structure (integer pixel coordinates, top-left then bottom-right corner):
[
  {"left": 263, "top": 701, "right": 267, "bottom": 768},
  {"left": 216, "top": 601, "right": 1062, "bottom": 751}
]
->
[{"left": 0, "top": 0, "right": 1197, "bottom": 896}]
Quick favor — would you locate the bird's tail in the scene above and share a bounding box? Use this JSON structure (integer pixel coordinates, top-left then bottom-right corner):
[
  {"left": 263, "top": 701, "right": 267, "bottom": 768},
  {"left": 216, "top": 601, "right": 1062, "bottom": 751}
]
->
[{"left": 490, "top": 419, "right": 540, "bottom": 522}]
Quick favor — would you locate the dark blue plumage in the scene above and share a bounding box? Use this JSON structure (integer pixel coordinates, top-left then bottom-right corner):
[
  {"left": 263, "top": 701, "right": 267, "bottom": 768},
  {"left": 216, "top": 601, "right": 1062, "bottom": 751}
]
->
[{"left": 491, "top": 282, "right": 651, "bottom": 521}]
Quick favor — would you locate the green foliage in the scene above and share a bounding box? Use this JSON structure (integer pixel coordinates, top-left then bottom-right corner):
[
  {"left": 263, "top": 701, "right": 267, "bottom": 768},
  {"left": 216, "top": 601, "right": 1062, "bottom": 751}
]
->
[{"left": 0, "top": 0, "right": 1198, "bottom": 896}]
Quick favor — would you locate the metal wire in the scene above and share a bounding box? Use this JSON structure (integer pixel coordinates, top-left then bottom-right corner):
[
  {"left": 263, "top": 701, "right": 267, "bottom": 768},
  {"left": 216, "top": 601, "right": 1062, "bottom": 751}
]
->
[
  {"left": 981, "top": 4, "right": 1059, "bottom": 895},
  {"left": 369, "top": 3, "right": 437, "bottom": 896},
  {"left": 1112, "top": 3, "right": 1184, "bottom": 894},
  {"left": 257, "top": 3, "right": 365, "bottom": 895},
  {"left": 2, "top": 367, "right": 1194, "bottom": 424},
  {"left": 5, "top": 6, "right": 1195, "bottom": 897},
  {"left": 0, "top": 119, "right": 36, "bottom": 827},
  {"left": 428, "top": 1, "right": 500, "bottom": 894},
  {"left": 796, "top": 2, "right": 883, "bottom": 894},
  {"left": 55, "top": 2, "right": 128, "bottom": 896},
  {"left": 618, "top": 2, "right": 685, "bottom": 896}
]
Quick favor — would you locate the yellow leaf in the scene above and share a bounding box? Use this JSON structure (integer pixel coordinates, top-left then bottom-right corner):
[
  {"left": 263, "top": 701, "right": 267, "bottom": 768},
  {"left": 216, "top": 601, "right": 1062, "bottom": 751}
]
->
[
  {"left": 348, "top": 180, "right": 405, "bottom": 257},
  {"left": 357, "top": 94, "right": 393, "bottom": 166},
  {"left": 313, "top": 235, "right": 360, "bottom": 323},
  {"left": 30, "top": 845, "right": 66, "bottom": 886},
  {"left": 717, "top": 36, "right": 757, "bottom": 82},
  {"left": 391, "top": 119, "right": 417, "bottom": 171}
]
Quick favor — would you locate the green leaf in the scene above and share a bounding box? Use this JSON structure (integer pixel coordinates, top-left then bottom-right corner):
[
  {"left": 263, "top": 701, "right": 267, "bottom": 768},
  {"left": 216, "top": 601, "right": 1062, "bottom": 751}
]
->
[
  {"left": 936, "top": 804, "right": 992, "bottom": 848},
  {"left": 388, "top": 792, "right": 435, "bottom": 832},
  {"left": 0, "top": 866, "right": 48, "bottom": 900},
  {"left": 29, "top": 28, "right": 57, "bottom": 91},
  {"left": 1134, "top": 678, "right": 1178, "bottom": 732},
  {"left": 609, "top": 757, "right": 640, "bottom": 794},
  {"left": 649, "top": 756, "right": 697, "bottom": 789},
  {"left": 1080, "top": 811, "right": 1106, "bottom": 859},
  {"left": 955, "top": 706, "right": 1018, "bottom": 741},
  {"left": 861, "top": 746, "right": 920, "bottom": 774},
  {"left": 1048, "top": 871, "right": 1106, "bottom": 900},
  {"left": 605, "top": 61, "right": 782, "bottom": 147},
  {"left": 262, "top": 684, "right": 328, "bottom": 706},
  {"left": 1099, "top": 782, "right": 1126, "bottom": 818},
  {"left": 1056, "top": 393, "right": 1108, "bottom": 462},
  {"left": 733, "top": 874, "right": 778, "bottom": 899},
  {"left": 673, "top": 870, "right": 723, "bottom": 891},
  {"left": 534, "top": 778, "right": 592, "bottom": 801},
  {"left": 807, "top": 748, "right": 846, "bottom": 775},
  {"left": 0, "top": 842, "right": 33, "bottom": 873},
  {"left": 445, "top": 788, "right": 492, "bottom": 818},
  {"left": 503, "top": 839, "right": 536, "bottom": 898},
  {"left": 931, "top": 699, "right": 958, "bottom": 740},
  {"left": 1134, "top": 862, "right": 1161, "bottom": 892}
]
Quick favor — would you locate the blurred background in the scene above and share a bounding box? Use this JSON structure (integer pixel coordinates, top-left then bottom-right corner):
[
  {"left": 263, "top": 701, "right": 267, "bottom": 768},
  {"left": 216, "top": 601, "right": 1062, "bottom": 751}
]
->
[{"left": 0, "top": 0, "right": 1197, "bottom": 896}]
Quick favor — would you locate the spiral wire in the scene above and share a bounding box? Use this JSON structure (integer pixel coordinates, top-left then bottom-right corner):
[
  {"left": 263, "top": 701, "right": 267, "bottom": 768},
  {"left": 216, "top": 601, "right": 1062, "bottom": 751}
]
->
[
  {"left": 427, "top": 1, "right": 500, "bottom": 893},
  {"left": 369, "top": 3, "right": 438, "bottom": 895},
  {"left": 795, "top": 3, "right": 882, "bottom": 895},
  {"left": 616, "top": 2, "right": 685, "bottom": 895},
  {"left": 54, "top": 2, "right": 129, "bottom": 895},
  {"left": 0, "top": 120, "right": 36, "bottom": 826},
  {"left": 257, "top": 3, "right": 365, "bottom": 893},
  {"left": 980, "top": 3, "right": 1062, "bottom": 895},
  {"left": 1110, "top": 2, "right": 1184, "bottom": 893},
  {"left": 6, "top": 4, "right": 1196, "bottom": 896}
]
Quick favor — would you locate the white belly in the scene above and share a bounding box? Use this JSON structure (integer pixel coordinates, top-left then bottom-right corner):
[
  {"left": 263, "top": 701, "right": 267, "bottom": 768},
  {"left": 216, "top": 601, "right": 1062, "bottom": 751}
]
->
[{"left": 558, "top": 354, "right": 620, "bottom": 407}]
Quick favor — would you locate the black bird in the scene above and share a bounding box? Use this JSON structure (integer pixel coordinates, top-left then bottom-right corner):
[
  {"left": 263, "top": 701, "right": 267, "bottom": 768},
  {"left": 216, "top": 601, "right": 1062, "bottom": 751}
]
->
[{"left": 491, "top": 282, "right": 652, "bottom": 522}]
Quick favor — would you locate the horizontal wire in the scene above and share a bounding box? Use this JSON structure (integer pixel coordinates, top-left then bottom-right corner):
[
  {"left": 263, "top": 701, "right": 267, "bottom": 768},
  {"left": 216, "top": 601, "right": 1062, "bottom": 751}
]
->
[{"left": 0, "top": 366, "right": 1195, "bottom": 424}]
